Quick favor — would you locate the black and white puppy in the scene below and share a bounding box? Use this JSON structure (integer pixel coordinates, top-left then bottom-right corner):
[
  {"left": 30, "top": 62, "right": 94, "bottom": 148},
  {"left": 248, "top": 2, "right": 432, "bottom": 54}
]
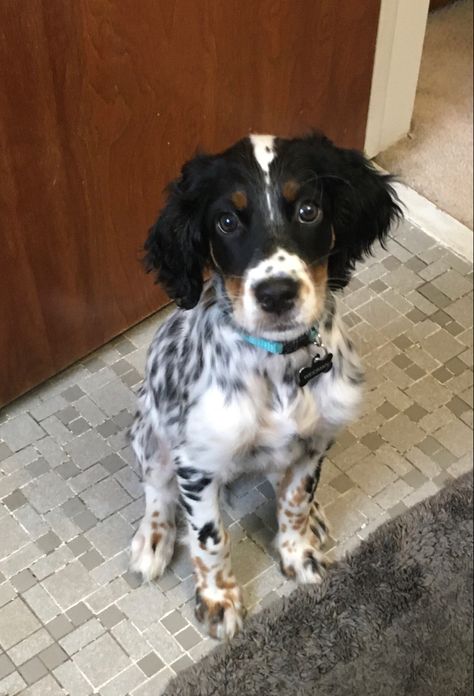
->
[{"left": 130, "top": 133, "right": 401, "bottom": 639}]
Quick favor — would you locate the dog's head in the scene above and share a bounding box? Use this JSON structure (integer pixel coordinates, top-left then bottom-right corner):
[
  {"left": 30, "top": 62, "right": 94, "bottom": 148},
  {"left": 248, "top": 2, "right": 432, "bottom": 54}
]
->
[{"left": 144, "top": 133, "right": 401, "bottom": 335}]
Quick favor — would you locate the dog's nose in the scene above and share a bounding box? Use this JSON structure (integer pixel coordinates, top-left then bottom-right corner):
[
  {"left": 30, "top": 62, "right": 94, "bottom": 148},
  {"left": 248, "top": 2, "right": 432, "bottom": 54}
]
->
[{"left": 254, "top": 277, "right": 299, "bottom": 314}]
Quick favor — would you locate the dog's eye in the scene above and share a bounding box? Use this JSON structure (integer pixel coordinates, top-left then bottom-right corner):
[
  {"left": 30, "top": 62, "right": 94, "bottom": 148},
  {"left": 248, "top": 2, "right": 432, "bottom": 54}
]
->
[
  {"left": 297, "top": 201, "right": 322, "bottom": 224},
  {"left": 216, "top": 212, "right": 239, "bottom": 234}
]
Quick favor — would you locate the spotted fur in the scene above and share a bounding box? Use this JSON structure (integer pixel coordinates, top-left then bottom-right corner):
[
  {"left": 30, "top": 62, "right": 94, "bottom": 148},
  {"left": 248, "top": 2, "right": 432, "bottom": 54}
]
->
[{"left": 130, "top": 132, "right": 401, "bottom": 639}]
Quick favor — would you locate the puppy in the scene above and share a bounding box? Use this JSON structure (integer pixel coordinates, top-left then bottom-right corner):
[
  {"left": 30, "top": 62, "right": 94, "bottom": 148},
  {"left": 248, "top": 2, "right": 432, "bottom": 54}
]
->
[{"left": 129, "top": 133, "right": 401, "bottom": 639}]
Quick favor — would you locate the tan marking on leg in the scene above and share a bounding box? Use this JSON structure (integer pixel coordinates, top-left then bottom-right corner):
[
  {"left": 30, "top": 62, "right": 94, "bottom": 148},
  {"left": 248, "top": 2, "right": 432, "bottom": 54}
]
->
[
  {"left": 152, "top": 511, "right": 160, "bottom": 518},
  {"left": 151, "top": 521, "right": 159, "bottom": 530},
  {"left": 194, "top": 556, "right": 210, "bottom": 575},
  {"left": 283, "top": 563, "right": 296, "bottom": 578},
  {"left": 150, "top": 532, "right": 162, "bottom": 551},
  {"left": 293, "top": 524, "right": 308, "bottom": 535},
  {"left": 278, "top": 468, "right": 293, "bottom": 498},
  {"left": 215, "top": 570, "right": 237, "bottom": 590},
  {"left": 290, "top": 482, "right": 307, "bottom": 507},
  {"left": 293, "top": 514, "right": 307, "bottom": 528},
  {"left": 207, "top": 602, "right": 226, "bottom": 638}
]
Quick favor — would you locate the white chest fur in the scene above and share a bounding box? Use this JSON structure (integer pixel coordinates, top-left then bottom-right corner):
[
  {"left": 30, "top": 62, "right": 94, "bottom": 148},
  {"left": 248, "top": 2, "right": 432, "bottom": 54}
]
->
[{"left": 185, "top": 342, "right": 362, "bottom": 481}]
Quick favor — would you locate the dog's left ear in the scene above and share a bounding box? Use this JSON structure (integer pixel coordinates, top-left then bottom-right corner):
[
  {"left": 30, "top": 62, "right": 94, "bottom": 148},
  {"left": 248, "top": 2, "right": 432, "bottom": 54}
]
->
[{"left": 324, "top": 144, "right": 402, "bottom": 289}]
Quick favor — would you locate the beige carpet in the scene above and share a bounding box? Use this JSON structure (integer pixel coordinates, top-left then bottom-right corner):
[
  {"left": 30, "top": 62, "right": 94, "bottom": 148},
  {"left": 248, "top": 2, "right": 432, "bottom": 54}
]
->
[{"left": 377, "top": 0, "right": 473, "bottom": 229}]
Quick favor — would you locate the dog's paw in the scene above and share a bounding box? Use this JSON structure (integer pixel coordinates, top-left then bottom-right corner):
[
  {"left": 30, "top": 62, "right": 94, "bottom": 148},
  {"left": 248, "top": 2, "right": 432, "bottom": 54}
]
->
[
  {"left": 194, "top": 583, "right": 245, "bottom": 640},
  {"left": 278, "top": 536, "right": 330, "bottom": 584},
  {"left": 130, "top": 516, "right": 176, "bottom": 581}
]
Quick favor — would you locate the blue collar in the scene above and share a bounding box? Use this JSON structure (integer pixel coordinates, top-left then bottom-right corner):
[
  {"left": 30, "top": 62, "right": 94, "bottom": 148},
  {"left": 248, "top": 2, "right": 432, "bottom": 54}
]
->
[{"left": 239, "top": 324, "right": 320, "bottom": 355}]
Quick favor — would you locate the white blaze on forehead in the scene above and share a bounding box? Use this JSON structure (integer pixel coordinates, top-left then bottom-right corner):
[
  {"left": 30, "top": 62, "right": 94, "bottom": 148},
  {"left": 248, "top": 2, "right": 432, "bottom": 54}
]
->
[
  {"left": 249, "top": 134, "right": 276, "bottom": 179},
  {"left": 250, "top": 134, "right": 277, "bottom": 221}
]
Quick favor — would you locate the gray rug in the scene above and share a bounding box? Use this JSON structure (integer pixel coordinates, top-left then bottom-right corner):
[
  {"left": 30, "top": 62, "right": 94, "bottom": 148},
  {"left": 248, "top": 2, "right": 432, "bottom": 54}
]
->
[{"left": 165, "top": 472, "right": 473, "bottom": 696}]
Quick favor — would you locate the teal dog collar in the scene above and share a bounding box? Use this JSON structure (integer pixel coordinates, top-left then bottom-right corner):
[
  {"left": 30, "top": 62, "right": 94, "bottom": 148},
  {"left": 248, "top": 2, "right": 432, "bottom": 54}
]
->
[{"left": 239, "top": 325, "right": 319, "bottom": 355}]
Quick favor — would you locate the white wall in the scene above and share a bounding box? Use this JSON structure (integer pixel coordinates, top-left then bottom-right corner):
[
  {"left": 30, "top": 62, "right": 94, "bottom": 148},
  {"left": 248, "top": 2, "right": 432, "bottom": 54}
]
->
[{"left": 365, "top": 0, "right": 430, "bottom": 158}]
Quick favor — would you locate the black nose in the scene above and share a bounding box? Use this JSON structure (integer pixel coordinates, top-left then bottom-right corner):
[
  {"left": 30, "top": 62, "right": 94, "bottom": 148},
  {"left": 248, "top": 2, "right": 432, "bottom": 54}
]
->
[{"left": 254, "top": 277, "right": 299, "bottom": 314}]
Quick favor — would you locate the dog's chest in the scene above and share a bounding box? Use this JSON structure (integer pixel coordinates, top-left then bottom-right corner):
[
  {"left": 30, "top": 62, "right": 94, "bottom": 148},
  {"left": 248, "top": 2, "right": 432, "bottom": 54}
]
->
[{"left": 185, "top": 350, "right": 357, "bottom": 478}]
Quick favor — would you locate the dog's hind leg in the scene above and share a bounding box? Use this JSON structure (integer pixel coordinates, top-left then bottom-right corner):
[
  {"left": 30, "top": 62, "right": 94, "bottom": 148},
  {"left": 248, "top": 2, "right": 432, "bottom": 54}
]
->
[{"left": 129, "top": 406, "right": 178, "bottom": 581}]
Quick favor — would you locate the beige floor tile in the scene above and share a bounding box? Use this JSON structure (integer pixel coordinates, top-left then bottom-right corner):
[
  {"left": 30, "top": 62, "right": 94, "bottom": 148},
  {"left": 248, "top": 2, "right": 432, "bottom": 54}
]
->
[{"left": 0, "top": 221, "right": 471, "bottom": 692}]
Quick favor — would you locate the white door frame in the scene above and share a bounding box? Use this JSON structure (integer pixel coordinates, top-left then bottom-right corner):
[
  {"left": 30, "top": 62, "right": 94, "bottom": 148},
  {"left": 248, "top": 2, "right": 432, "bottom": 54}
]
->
[
  {"left": 365, "top": 0, "right": 430, "bottom": 158},
  {"left": 366, "top": 0, "right": 473, "bottom": 260}
]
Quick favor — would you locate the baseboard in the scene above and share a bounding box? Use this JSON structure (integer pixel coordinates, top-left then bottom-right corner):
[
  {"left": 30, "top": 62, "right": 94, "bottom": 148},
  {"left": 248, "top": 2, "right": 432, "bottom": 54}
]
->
[
  {"left": 392, "top": 181, "right": 473, "bottom": 262},
  {"left": 373, "top": 162, "right": 473, "bottom": 262}
]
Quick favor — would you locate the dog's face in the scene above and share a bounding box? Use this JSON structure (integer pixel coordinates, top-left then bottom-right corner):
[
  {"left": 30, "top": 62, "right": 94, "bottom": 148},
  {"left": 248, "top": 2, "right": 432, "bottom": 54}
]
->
[
  {"left": 204, "top": 135, "right": 336, "bottom": 333},
  {"left": 145, "top": 133, "right": 401, "bottom": 334}
]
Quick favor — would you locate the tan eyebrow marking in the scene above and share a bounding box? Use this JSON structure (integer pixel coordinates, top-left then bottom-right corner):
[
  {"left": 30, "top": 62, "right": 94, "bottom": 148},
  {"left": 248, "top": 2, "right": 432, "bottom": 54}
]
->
[
  {"left": 282, "top": 180, "right": 300, "bottom": 202},
  {"left": 231, "top": 190, "right": 247, "bottom": 210}
]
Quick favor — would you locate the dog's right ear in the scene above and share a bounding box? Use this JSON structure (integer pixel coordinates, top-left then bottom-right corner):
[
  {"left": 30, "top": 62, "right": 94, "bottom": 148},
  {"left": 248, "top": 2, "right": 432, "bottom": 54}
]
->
[{"left": 144, "top": 154, "right": 215, "bottom": 309}]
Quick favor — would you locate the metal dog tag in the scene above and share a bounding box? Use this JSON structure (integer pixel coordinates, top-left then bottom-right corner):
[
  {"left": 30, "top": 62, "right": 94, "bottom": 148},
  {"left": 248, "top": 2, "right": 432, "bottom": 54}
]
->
[{"left": 297, "top": 351, "right": 333, "bottom": 387}]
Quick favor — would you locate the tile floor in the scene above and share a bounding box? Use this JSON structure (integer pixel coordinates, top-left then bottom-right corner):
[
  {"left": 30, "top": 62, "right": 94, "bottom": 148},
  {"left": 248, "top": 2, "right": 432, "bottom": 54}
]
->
[{"left": 0, "top": 220, "right": 473, "bottom": 696}]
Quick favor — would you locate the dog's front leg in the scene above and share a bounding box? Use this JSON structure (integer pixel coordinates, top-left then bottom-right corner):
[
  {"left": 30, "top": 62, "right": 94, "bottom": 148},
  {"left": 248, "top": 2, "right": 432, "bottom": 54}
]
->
[
  {"left": 177, "top": 465, "right": 244, "bottom": 640},
  {"left": 275, "top": 445, "right": 331, "bottom": 584}
]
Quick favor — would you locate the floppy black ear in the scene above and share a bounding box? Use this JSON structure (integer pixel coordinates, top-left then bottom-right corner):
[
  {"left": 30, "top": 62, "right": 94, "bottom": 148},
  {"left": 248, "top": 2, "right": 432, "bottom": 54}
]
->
[
  {"left": 326, "top": 145, "right": 402, "bottom": 290},
  {"left": 144, "top": 155, "right": 214, "bottom": 309}
]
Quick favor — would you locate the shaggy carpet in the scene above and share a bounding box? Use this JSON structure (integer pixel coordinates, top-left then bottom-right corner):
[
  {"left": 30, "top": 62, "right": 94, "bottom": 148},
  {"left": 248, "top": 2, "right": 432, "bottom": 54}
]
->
[{"left": 165, "top": 472, "right": 473, "bottom": 696}]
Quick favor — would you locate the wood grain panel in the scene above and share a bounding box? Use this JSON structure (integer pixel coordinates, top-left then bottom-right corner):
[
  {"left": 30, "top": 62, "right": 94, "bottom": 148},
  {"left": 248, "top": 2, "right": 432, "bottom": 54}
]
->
[{"left": 0, "top": 0, "right": 380, "bottom": 406}]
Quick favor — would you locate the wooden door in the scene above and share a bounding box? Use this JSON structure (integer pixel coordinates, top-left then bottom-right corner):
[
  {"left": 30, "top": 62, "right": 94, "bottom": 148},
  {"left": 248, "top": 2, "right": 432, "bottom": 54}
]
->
[{"left": 0, "top": 0, "right": 381, "bottom": 407}]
